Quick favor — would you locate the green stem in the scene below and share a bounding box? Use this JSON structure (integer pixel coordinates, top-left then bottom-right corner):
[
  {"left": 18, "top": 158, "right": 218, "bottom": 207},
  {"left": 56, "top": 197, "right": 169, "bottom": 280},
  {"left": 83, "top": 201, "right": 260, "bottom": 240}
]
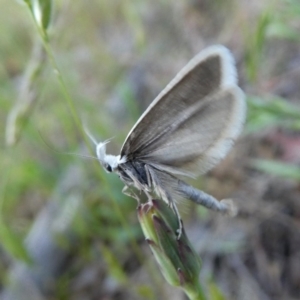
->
[
  {"left": 184, "top": 282, "right": 206, "bottom": 300},
  {"left": 25, "top": 4, "right": 163, "bottom": 294},
  {"left": 37, "top": 31, "right": 88, "bottom": 150}
]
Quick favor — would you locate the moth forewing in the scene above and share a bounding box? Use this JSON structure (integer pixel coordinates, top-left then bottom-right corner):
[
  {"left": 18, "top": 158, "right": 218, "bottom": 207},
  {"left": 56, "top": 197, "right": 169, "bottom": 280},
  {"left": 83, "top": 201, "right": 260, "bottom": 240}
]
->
[
  {"left": 120, "top": 45, "right": 240, "bottom": 158},
  {"left": 134, "top": 86, "right": 246, "bottom": 178}
]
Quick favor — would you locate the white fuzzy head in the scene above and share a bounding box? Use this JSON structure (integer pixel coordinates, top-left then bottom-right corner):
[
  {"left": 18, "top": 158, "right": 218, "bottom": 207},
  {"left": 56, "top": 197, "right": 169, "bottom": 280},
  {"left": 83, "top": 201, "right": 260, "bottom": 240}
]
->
[
  {"left": 96, "top": 141, "right": 126, "bottom": 173},
  {"left": 84, "top": 127, "right": 126, "bottom": 173},
  {"left": 84, "top": 127, "right": 125, "bottom": 173},
  {"left": 96, "top": 142, "right": 117, "bottom": 172}
]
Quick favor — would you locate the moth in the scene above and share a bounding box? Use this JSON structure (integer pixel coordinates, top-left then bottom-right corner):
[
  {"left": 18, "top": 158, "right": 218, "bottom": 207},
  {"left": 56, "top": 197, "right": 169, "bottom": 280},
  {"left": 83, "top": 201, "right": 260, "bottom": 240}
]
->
[{"left": 91, "top": 45, "right": 246, "bottom": 233}]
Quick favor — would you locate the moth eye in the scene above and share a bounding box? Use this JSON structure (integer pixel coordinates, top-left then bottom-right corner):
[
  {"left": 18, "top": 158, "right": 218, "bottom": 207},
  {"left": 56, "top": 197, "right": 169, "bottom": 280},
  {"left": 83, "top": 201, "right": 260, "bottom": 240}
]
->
[{"left": 106, "top": 165, "right": 112, "bottom": 172}]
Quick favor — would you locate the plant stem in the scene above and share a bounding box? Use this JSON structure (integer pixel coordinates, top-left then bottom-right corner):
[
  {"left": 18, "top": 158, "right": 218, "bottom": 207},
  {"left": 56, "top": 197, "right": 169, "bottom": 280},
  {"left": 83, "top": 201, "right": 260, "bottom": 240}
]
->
[
  {"left": 25, "top": 4, "right": 162, "bottom": 292},
  {"left": 184, "top": 282, "right": 206, "bottom": 300}
]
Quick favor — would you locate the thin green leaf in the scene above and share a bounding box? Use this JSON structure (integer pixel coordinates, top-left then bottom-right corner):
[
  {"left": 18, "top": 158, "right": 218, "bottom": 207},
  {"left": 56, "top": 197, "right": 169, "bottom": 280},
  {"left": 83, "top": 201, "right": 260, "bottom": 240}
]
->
[
  {"left": 246, "top": 96, "right": 300, "bottom": 133},
  {"left": 208, "top": 279, "right": 227, "bottom": 300},
  {"left": 39, "top": 0, "right": 52, "bottom": 30},
  {"left": 30, "top": 0, "right": 52, "bottom": 31},
  {"left": 267, "top": 22, "right": 299, "bottom": 41},
  {"left": 0, "top": 177, "right": 31, "bottom": 262},
  {"left": 252, "top": 159, "right": 300, "bottom": 181},
  {"left": 0, "top": 221, "right": 31, "bottom": 263},
  {"left": 101, "top": 244, "right": 128, "bottom": 284}
]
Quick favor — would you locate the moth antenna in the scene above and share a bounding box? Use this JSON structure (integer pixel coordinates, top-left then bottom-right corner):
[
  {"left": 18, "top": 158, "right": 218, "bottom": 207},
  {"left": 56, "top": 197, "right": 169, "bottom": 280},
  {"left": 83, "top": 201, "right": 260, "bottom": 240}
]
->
[
  {"left": 38, "top": 129, "right": 98, "bottom": 160},
  {"left": 61, "top": 153, "right": 99, "bottom": 160},
  {"left": 83, "top": 125, "right": 98, "bottom": 146}
]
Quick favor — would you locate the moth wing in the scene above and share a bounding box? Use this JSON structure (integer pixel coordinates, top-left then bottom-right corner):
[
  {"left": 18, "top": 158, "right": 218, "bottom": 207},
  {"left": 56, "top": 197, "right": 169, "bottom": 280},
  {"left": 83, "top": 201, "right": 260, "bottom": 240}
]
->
[{"left": 120, "top": 45, "right": 246, "bottom": 177}]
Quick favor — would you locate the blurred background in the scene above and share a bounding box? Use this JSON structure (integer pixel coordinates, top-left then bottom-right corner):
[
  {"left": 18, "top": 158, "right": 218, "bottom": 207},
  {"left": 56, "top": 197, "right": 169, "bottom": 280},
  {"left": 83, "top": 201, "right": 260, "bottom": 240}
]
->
[{"left": 1, "top": 0, "right": 300, "bottom": 299}]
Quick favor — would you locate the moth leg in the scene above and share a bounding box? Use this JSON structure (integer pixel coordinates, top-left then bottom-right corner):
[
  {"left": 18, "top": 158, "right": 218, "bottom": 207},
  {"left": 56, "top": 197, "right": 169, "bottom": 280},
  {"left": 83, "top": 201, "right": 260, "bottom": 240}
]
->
[
  {"left": 121, "top": 167, "right": 153, "bottom": 204},
  {"left": 143, "top": 166, "right": 154, "bottom": 201},
  {"left": 122, "top": 185, "right": 141, "bottom": 203},
  {"left": 162, "top": 191, "right": 183, "bottom": 239},
  {"left": 144, "top": 165, "right": 162, "bottom": 201},
  {"left": 169, "top": 200, "right": 183, "bottom": 239},
  {"left": 143, "top": 190, "right": 152, "bottom": 202},
  {"left": 144, "top": 164, "right": 153, "bottom": 189},
  {"left": 177, "top": 180, "right": 238, "bottom": 216},
  {"left": 123, "top": 168, "right": 149, "bottom": 192},
  {"left": 145, "top": 165, "right": 183, "bottom": 239}
]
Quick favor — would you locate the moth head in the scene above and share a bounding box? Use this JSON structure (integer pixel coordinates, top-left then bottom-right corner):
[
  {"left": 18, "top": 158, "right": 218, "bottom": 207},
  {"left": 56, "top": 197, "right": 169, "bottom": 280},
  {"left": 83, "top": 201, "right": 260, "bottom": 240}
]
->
[
  {"left": 84, "top": 127, "right": 122, "bottom": 173},
  {"left": 96, "top": 141, "right": 120, "bottom": 173}
]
